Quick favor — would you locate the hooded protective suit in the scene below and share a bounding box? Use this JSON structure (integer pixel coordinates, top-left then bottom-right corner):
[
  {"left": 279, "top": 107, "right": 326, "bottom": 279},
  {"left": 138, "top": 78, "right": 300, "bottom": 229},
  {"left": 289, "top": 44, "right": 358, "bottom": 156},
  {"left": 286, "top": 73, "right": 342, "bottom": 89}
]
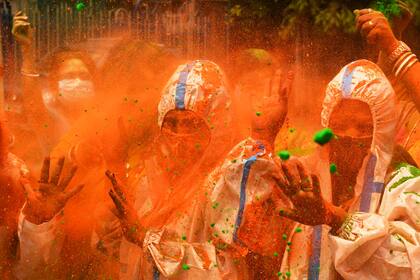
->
[
  {"left": 111, "top": 60, "right": 237, "bottom": 279},
  {"left": 115, "top": 60, "right": 294, "bottom": 279},
  {"left": 278, "top": 60, "right": 420, "bottom": 280}
]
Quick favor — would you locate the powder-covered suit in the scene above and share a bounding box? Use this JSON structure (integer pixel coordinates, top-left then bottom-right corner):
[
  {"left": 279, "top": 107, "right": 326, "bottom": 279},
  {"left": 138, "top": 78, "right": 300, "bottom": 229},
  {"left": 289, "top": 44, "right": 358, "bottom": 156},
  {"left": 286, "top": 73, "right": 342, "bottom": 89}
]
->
[{"left": 278, "top": 60, "right": 420, "bottom": 280}]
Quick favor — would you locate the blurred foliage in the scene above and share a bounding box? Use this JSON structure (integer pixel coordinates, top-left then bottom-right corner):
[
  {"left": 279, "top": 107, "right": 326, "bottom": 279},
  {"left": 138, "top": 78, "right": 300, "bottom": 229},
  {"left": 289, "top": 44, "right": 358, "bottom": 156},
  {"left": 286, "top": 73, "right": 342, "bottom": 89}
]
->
[{"left": 227, "top": 0, "right": 420, "bottom": 40}]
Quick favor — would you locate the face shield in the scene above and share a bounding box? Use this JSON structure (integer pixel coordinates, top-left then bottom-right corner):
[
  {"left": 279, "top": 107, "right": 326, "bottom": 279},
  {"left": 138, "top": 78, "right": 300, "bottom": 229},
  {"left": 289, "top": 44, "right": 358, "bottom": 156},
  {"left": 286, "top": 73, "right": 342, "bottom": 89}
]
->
[
  {"left": 160, "top": 109, "right": 211, "bottom": 164},
  {"left": 157, "top": 60, "right": 232, "bottom": 169}
]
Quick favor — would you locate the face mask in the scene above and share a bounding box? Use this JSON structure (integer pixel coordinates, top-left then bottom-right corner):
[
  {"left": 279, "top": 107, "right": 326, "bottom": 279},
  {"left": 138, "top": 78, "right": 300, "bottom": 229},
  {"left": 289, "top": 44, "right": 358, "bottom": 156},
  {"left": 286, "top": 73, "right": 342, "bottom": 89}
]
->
[
  {"left": 162, "top": 131, "right": 208, "bottom": 156},
  {"left": 160, "top": 128, "right": 210, "bottom": 173},
  {"left": 329, "top": 135, "right": 372, "bottom": 206},
  {"left": 57, "top": 79, "right": 94, "bottom": 104}
]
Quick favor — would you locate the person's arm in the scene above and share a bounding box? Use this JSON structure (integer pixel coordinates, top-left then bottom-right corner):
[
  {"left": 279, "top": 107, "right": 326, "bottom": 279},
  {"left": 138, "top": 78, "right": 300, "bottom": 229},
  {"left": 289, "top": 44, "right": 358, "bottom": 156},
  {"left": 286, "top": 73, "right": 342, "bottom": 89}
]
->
[
  {"left": 15, "top": 157, "right": 83, "bottom": 279},
  {"left": 105, "top": 171, "right": 223, "bottom": 278},
  {"left": 0, "top": 156, "right": 27, "bottom": 278},
  {"left": 355, "top": 8, "right": 420, "bottom": 112},
  {"left": 251, "top": 69, "right": 293, "bottom": 150},
  {"left": 12, "top": 12, "right": 50, "bottom": 129},
  {"left": 399, "top": 62, "right": 420, "bottom": 110}
]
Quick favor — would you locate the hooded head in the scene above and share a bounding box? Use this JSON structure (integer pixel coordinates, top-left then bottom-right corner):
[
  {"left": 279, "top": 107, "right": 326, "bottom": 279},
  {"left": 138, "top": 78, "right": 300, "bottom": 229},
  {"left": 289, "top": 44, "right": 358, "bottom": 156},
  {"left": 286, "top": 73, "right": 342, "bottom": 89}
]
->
[
  {"left": 322, "top": 60, "right": 397, "bottom": 210},
  {"left": 142, "top": 60, "right": 232, "bottom": 228},
  {"left": 157, "top": 60, "right": 232, "bottom": 173}
]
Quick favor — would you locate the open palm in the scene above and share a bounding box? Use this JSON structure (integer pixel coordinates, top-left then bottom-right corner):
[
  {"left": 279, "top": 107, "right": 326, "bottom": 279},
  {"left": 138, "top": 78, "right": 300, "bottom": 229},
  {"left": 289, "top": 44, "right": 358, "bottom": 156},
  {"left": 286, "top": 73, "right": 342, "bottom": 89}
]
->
[{"left": 21, "top": 157, "right": 83, "bottom": 224}]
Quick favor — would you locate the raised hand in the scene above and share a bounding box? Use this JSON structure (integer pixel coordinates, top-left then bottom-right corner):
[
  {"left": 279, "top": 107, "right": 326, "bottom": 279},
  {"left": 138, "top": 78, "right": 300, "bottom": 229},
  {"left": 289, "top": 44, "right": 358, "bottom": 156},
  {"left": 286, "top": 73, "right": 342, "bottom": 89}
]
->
[
  {"left": 275, "top": 159, "right": 347, "bottom": 231},
  {"left": 105, "top": 170, "right": 145, "bottom": 246},
  {"left": 21, "top": 157, "right": 84, "bottom": 224},
  {"left": 12, "top": 11, "right": 33, "bottom": 48},
  {"left": 251, "top": 69, "right": 294, "bottom": 145},
  {"left": 355, "top": 9, "right": 399, "bottom": 55},
  {"left": 392, "top": 1, "right": 413, "bottom": 39}
]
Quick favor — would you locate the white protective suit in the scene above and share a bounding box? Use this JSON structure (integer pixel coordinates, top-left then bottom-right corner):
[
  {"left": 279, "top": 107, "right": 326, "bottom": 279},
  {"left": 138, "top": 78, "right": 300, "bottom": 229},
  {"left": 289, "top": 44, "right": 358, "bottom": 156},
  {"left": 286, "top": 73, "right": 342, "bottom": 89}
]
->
[{"left": 279, "top": 60, "right": 420, "bottom": 280}]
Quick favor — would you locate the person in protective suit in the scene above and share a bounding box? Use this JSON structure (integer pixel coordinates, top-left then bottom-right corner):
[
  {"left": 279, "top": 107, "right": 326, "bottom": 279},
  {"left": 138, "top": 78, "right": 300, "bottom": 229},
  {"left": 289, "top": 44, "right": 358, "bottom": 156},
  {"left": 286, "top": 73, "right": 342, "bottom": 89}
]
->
[
  {"left": 103, "top": 60, "right": 236, "bottom": 279},
  {"left": 277, "top": 60, "right": 420, "bottom": 280}
]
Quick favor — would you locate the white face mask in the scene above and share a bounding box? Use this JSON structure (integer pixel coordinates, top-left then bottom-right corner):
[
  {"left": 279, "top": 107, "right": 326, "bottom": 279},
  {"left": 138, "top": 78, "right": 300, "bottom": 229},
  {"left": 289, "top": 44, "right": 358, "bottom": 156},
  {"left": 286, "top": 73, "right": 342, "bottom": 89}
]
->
[{"left": 57, "top": 79, "right": 94, "bottom": 104}]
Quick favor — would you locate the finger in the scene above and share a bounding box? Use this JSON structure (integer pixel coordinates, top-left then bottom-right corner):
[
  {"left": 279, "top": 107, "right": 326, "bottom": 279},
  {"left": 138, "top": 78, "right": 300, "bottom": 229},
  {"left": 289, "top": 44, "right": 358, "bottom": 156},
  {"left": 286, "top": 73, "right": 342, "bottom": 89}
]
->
[
  {"left": 296, "top": 161, "right": 311, "bottom": 191},
  {"left": 50, "top": 156, "right": 65, "bottom": 185},
  {"left": 356, "top": 13, "right": 375, "bottom": 30},
  {"left": 15, "top": 11, "right": 23, "bottom": 17},
  {"left": 360, "top": 19, "right": 377, "bottom": 37},
  {"left": 311, "top": 174, "right": 322, "bottom": 198},
  {"left": 58, "top": 165, "right": 78, "bottom": 190},
  {"left": 105, "top": 170, "right": 118, "bottom": 187},
  {"left": 279, "top": 208, "right": 301, "bottom": 222},
  {"left": 280, "top": 163, "right": 300, "bottom": 199},
  {"left": 13, "top": 19, "right": 30, "bottom": 25},
  {"left": 14, "top": 16, "right": 29, "bottom": 21},
  {"left": 273, "top": 167, "right": 288, "bottom": 187},
  {"left": 61, "top": 184, "right": 84, "bottom": 203},
  {"left": 356, "top": 12, "right": 385, "bottom": 30},
  {"left": 356, "top": 8, "right": 374, "bottom": 17},
  {"left": 109, "top": 190, "right": 125, "bottom": 218},
  {"left": 110, "top": 206, "right": 123, "bottom": 220},
  {"left": 112, "top": 183, "right": 126, "bottom": 202},
  {"left": 272, "top": 168, "right": 290, "bottom": 197},
  {"left": 40, "top": 157, "right": 50, "bottom": 183},
  {"left": 282, "top": 160, "right": 301, "bottom": 185},
  {"left": 105, "top": 171, "right": 126, "bottom": 202}
]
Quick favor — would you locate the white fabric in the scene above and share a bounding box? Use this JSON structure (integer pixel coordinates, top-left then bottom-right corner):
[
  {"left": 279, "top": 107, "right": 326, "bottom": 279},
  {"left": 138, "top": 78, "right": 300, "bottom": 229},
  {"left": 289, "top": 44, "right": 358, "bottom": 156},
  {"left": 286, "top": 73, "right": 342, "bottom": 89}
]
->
[
  {"left": 14, "top": 211, "right": 65, "bottom": 280},
  {"left": 209, "top": 138, "right": 292, "bottom": 249},
  {"left": 157, "top": 60, "right": 230, "bottom": 128},
  {"left": 321, "top": 59, "right": 397, "bottom": 182},
  {"left": 330, "top": 165, "right": 420, "bottom": 280}
]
